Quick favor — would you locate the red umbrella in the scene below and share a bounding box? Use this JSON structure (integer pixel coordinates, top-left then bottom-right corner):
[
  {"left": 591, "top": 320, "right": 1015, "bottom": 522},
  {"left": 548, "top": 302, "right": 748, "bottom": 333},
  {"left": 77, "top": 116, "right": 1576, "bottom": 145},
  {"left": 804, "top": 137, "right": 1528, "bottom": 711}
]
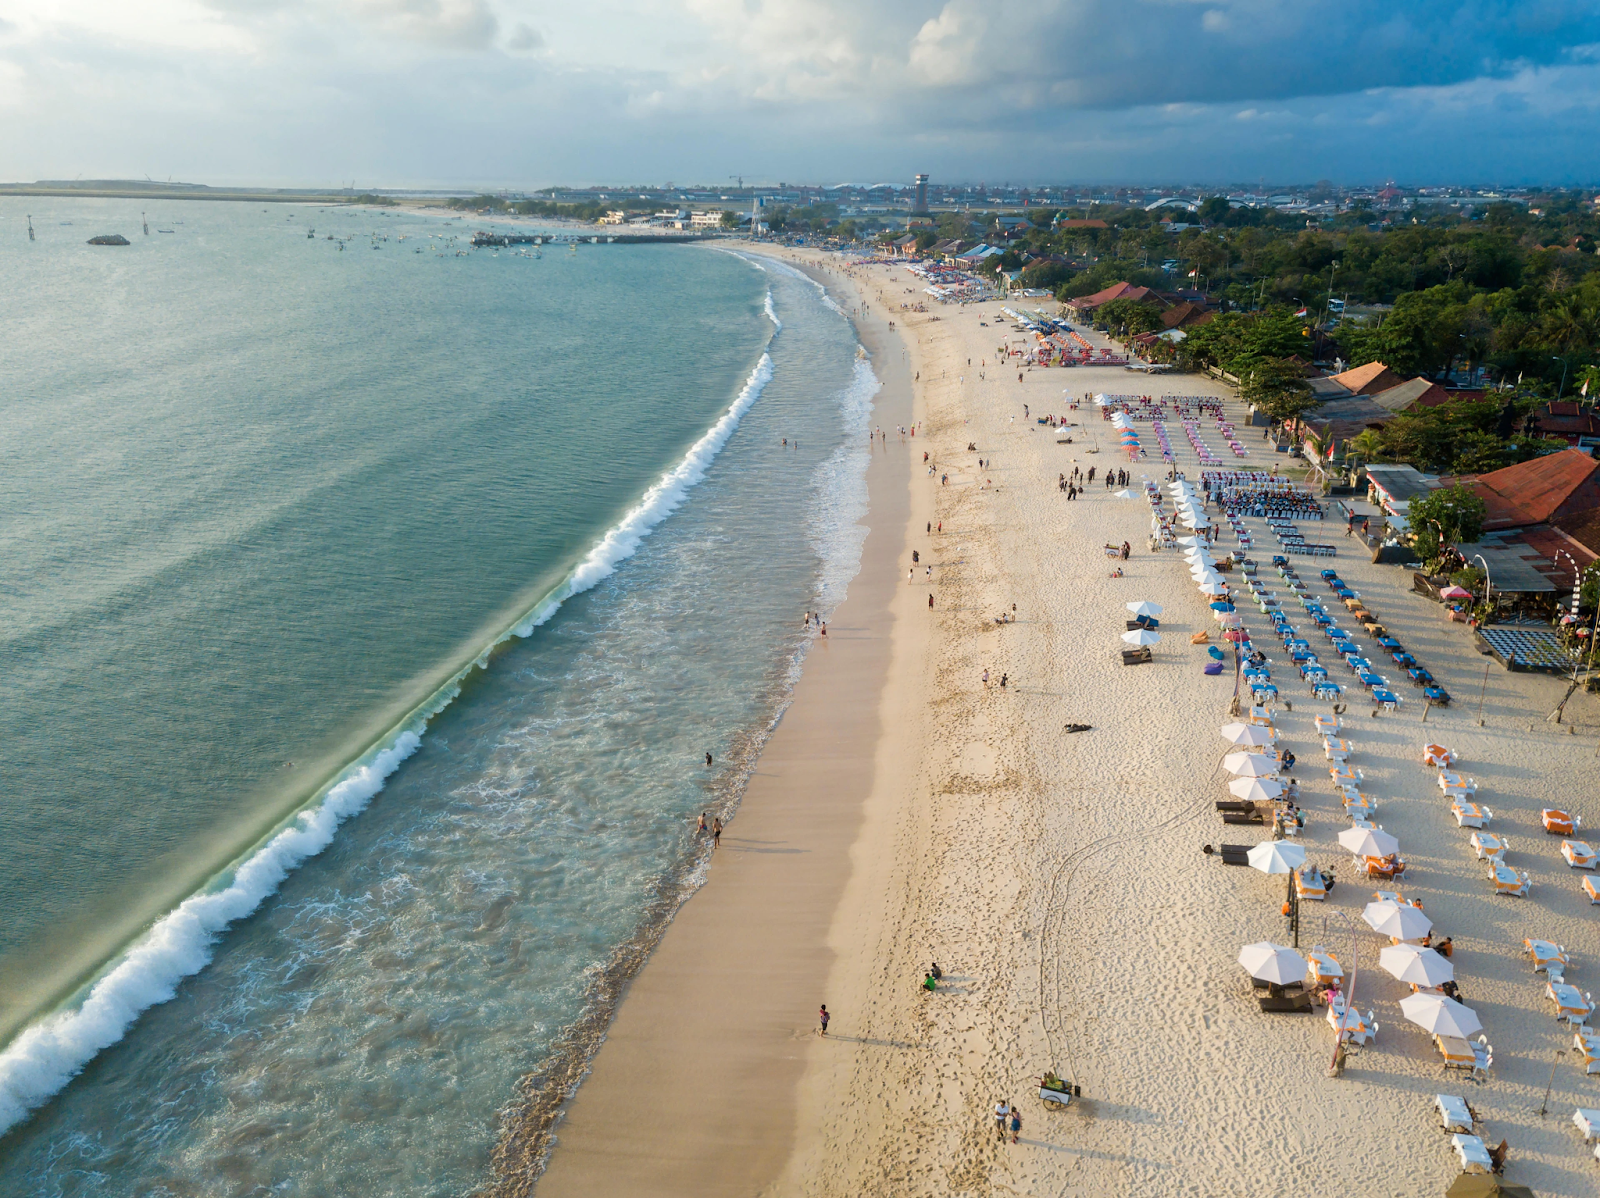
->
[{"left": 1224, "top": 630, "right": 1246, "bottom": 642}]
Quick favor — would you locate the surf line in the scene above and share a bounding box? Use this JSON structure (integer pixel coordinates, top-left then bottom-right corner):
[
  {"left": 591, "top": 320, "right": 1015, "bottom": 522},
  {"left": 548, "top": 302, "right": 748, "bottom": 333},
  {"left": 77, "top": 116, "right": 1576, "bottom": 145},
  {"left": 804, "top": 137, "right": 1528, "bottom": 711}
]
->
[{"left": 0, "top": 344, "right": 780, "bottom": 1137}]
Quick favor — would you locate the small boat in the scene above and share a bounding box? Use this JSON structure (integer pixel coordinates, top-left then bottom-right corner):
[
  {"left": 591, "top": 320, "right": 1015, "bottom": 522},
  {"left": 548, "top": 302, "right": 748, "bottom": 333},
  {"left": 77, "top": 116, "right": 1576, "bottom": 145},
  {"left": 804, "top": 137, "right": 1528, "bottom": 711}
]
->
[
  {"left": 27, "top": 215, "right": 34, "bottom": 241},
  {"left": 143, "top": 212, "right": 149, "bottom": 235}
]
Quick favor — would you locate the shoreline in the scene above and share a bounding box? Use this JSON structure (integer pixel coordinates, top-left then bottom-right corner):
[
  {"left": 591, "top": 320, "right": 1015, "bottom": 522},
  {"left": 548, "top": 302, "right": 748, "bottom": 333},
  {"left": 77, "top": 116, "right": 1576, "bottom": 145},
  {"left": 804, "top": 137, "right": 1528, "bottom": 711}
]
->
[
  {"left": 531, "top": 250, "right": 918, "bottom": 1196},
  {"left": 535, "top": 246, "right": 1600, "bottom": 1197}
]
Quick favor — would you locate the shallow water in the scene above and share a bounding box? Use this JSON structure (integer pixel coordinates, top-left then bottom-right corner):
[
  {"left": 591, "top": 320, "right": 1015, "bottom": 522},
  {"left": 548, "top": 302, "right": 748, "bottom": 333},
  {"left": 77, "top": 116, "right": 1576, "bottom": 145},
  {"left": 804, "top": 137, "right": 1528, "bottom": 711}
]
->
[{"left": 0, "top": 205, "right": 870, "bottom": 1193}]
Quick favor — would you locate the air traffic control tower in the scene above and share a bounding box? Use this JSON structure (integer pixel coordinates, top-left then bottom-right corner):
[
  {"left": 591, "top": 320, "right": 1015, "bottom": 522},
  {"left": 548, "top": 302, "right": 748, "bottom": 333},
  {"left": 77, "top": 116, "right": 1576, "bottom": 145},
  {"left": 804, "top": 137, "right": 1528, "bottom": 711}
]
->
[{"left": 914, "top": 174, "right": 929, "bottom": 213}]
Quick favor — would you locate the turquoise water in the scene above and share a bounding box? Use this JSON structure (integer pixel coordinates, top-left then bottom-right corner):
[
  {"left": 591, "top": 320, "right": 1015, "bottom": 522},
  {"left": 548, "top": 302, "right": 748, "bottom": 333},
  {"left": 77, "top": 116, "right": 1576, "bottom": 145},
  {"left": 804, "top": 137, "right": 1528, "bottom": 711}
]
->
[{"left": 0, "top": 201, "right": 872, "bottom": 1193}]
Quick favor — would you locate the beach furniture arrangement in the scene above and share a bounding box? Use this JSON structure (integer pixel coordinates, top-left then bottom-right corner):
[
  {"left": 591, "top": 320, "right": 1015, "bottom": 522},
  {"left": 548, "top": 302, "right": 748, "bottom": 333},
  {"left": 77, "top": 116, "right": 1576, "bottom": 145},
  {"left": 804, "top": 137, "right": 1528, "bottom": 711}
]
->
[
  {"left": 1575, "top": 1032, "right": 1600, "bottom": 1075},
  {"left": 1436, "top": 1094, "right": 1477, "bottom": 1133},
  {"left": 1543, "top": 809, "right": 1580, "bottom": 836},
  {"left": 1470, "top": 831, "right": 1508, "bottom": 862},
  {"left": 1563, "top": 840, "right": 1597, "bottom": 870},
  {"left": 1547, "top": 980, "right": 1595, "bottom": 1024}
]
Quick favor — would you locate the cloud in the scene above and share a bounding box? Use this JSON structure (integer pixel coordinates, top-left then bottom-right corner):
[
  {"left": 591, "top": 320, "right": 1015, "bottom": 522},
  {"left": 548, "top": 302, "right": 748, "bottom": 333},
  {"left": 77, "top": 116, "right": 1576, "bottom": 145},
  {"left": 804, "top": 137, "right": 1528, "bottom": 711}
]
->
[
  {"left": 506, "top": 22, "right": 543, "bottom": 53},
  {"left": 1, "top": 1, "right": 1600, "bottom": 185}
]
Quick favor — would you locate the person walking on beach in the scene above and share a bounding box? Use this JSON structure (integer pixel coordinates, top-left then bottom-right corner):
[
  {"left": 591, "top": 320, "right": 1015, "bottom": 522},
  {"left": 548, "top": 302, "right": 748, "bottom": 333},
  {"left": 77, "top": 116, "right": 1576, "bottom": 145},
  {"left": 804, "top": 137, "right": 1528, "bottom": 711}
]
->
[
  {"left": 712, "top": 817, "right": 723, "bottom": 848},
  {"left": 1009, "top": 1108, "right": 1022, "bottom": 1144},
  {"left": 928, "top": 594, "right": 934, "bottom": 609},
  {"left": 993, "top": 1100, "right": 1010, "bottom": 1141},
  {"left": 982, "top": 669, "right": 990, "bottom": 688},
  {"left": 818, "top": 1005, "right": 830, "bottom": 1035}
]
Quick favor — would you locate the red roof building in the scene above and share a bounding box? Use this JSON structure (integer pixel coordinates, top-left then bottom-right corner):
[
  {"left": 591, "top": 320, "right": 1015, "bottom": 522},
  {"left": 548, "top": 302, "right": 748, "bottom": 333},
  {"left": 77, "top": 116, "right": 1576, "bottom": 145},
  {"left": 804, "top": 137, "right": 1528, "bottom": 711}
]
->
[{"left": 1472, "top": 448, "right": 1600, "bottom": 530}]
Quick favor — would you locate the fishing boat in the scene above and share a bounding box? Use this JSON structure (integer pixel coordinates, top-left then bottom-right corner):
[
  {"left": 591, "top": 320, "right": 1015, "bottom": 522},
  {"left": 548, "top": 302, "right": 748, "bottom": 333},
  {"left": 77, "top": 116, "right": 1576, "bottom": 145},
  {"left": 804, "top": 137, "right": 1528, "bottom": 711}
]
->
[
  {"left": 142, "top": 212, "right": 149, "bottom": 235},
  {"left": 27, "top": 215, "right": 35, "bottom": 241}
]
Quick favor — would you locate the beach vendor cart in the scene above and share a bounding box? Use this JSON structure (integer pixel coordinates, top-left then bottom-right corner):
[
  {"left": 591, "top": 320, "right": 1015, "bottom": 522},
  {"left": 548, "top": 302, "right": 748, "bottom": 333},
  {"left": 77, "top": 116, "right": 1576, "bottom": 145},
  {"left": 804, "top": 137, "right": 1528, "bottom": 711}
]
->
[{"left": 1038, "top": 1071, "right": 1080, "bottom": 1107}]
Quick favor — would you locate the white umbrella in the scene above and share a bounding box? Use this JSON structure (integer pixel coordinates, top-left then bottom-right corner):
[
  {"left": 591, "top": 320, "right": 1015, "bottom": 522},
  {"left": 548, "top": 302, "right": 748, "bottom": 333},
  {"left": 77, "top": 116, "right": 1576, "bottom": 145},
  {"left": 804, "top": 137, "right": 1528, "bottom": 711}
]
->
[
  {"left": 1223, "top": 752, "right": 1277, "bottom": 777},
  {"left": 1176, "top": 535, "right": 1203, "bottom": 546},
  {"left": 1339, "top": 827, "right": 1400, "bottom": 858},
  {"left": 1220, "top": 723, "right": 1274, "bottom": 747},
  {"left": 1238, "top": 942, "right": 1307, "bottom": 985},
  {"left": 1121, "top": 629, "right": 1160, "bottom": 646},
  {"left": 1248, "top": 840, "right": 1307, "bottom": 874},
  {"left": 1400, "top": 993, "right": 1481, "bottom": 1039},
  {"left": 1182, "top": 513, "right": 1212, "bottom": 529},
  {"left": 1126, "top": 601, "right": 1163, "bottom": 617},
  {"left": 1229, "top": 776, "right": 1285, "bottom": 802},
  {"left": 1114, "top": 489, "right": 1135, "bottom": 499},
  {"left": 1362, "top": 900, "right": 1432, "bottom": 940},
  {"left": 1380, "top": 944, "right": 1455, "bottom": 987},
  {"left": 1198, "top": 580, "right": 1229, "bottom": 596}
]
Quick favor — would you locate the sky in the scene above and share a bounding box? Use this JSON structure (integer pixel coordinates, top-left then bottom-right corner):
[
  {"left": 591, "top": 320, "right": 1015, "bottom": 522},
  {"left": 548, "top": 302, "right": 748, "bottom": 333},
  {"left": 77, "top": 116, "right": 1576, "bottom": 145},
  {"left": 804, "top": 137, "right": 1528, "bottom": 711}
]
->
[{"left": 2, "top": 1, "right": 1600, "bottom": 189}]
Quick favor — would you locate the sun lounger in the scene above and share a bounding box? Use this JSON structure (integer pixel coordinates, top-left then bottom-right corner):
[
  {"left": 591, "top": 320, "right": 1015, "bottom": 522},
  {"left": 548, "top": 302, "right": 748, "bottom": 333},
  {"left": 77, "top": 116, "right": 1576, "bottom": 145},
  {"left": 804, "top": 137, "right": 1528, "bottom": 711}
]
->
[
  {"left": 1585, "top": 876, "right": 1600, "bottom": 905},
  {"left": 1258, "top": 991, "right": 1314, "bottom": 1013},
  {"left": 1218, "top": 844, "right": 1252, "bottom": 866},
  {"left": 1121, "top": 647, "right": 1152, "bottom": 665},
  {"left": 1563, "top": 840, "right": 1597, "bottom": 869}
]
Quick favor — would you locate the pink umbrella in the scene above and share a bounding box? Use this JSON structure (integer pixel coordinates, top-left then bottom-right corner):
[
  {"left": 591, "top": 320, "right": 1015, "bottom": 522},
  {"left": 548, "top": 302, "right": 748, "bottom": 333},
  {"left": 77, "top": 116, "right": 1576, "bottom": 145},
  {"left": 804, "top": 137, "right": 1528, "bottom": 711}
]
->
[{"left": 1440, "top": 585, "right": 1473, "bottom": 599}]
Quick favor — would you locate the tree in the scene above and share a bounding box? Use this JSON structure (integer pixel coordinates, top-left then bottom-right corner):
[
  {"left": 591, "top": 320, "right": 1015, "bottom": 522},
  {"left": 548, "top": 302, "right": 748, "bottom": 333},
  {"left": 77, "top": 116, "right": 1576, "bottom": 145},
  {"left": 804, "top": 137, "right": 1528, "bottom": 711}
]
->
[
  {"left": 1239, "top": 358, "right": 1317, "bottom": 425},
  {"left": 1097, "top": 298, "right": 1164, "bottom": 335},
  {"left": 1407, "top": 484, "right": 1487, "bottom": 565},
  {"left": 1198, "top": 196, "right": 1231, "bottom": 226},
  {"left": 719, "top": 210, "right": 740, "bottom": 230}
]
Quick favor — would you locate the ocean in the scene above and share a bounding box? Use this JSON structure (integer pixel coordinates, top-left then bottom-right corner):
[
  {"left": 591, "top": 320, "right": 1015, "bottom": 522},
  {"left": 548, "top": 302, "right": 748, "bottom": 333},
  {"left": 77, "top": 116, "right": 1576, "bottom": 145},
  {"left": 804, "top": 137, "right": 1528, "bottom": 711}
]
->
[{"left": 0, "top": 200, "right": 874, "bottom": 1194}]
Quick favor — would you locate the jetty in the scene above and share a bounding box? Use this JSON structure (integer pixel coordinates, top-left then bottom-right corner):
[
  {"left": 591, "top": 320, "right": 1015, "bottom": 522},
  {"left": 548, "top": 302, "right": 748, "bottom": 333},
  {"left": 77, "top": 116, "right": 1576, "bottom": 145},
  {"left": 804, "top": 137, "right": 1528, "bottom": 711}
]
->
[{"left": 469, "top": 231, "right": 716, "bottom": 248}]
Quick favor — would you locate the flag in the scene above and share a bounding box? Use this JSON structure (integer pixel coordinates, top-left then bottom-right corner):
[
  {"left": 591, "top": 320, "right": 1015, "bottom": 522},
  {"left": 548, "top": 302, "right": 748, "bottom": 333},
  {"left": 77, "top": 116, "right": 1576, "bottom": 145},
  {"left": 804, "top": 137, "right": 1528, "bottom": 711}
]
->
[
  {"left": 1326, "top": 438, "right": 1338, "bottom": 461},
  {"left": 1584, "top": 378, "right": 1590, "bottom": 398},
  {"left": 1188, "top": 269, "right": 1197, "bottom": 277},
  {"left": 1294, "top": 306, "right": 1308, "bottom": 317}
]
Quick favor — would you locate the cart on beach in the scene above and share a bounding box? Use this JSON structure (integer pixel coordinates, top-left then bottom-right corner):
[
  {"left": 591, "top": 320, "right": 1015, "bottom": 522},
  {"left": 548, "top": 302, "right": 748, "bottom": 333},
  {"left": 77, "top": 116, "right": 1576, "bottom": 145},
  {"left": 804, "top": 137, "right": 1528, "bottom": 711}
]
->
[{"left": 1038, "top": 1072, "right": 1081, "bottom": 1108}]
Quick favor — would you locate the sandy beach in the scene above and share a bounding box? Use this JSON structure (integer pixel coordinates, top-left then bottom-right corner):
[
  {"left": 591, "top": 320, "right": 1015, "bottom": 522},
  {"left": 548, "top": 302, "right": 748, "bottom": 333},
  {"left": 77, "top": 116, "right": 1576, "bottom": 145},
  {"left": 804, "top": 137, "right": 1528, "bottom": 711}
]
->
[{"left": 534, "top": 247, "right": 1600, "bottom": 1197}]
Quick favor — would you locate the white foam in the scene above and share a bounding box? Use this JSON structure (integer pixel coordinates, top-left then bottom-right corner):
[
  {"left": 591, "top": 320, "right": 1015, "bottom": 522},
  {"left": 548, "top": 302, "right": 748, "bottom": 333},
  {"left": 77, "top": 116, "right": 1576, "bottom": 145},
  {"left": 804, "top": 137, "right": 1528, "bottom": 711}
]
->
[
  {"left": 0, "top": 731, "right": 423, "bottom": 1134},
  {"left": 763, "top": 290, "right": 782, "bottom": 331},
  {"left": 0, "top": 346, "right": 780, "bottom": 1138},
  {"left": 808, "top": 356, "right": 880, "bottom": 615},
  {"left": 511, "top": 351, "right": 775, "bottom": 638}
]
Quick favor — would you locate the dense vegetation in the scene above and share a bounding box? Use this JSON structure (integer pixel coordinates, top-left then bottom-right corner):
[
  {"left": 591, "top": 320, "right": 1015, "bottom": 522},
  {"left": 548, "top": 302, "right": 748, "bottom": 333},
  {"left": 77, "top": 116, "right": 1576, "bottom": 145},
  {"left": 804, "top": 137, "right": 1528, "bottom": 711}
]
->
[
  {"left": 904, "top": 195, "right": 1600, "bottom": 395},
  {"left": 444, "top": 194, "right": 611, "bottom": 221}
]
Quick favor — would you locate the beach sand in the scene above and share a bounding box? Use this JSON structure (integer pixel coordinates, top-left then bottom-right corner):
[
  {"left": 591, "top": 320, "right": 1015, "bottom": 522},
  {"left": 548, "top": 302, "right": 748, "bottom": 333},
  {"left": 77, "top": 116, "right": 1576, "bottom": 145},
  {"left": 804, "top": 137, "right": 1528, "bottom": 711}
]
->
[{"left": 535, "top": 248, "right": 1600, "bottom": 1197}]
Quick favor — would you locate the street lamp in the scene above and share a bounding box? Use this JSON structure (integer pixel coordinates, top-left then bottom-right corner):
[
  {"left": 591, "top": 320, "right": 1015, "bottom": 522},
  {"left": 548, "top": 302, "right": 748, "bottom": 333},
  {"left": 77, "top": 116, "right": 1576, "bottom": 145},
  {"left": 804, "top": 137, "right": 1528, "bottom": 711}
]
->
[
  {"left": 1473, "top": 553, "right": 1494, "bottom": 616},
  {"left": 1553, "top": 356, "right": 1570, "bottom": 401},
  {"left": 1320, "top": 261, "right": 1340, "bottom": 326}
]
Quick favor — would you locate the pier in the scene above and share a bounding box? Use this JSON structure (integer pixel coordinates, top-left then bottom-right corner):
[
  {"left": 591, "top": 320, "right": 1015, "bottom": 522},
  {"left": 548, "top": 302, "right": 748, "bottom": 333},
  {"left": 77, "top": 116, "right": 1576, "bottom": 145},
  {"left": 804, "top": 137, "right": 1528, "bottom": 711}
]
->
[{"left": 469, "top": 231, "right": 716, "bottom": 247}]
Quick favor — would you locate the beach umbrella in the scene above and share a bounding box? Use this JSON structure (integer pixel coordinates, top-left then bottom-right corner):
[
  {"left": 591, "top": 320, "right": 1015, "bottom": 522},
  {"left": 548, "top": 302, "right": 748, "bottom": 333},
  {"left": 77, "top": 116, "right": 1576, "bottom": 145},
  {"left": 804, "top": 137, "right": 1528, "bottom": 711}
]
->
[
  {"left": 1113, "top": 488, "right": 1135, "bottom": 498},
  {"left": 1224, "top": 629, "right": 1246, "bottom": 642},
  {"left": 1223, "top": 752, "right": 1277, "bottom": 777},
  {"left": 1362, "top": 900, "right": 1432, "bottom": 941},
  {"left": 1198, "top": 580, "right": 1228, "bottom": 596},
  {"left": 1177, "top": 535, "right": 1203, "bottom": 546},
  {"left": 1229, "top": 776, "right": 1284, "bottom": 802},
  {"left": 1248, "top": 840, "right": 1306, "bottom": 875},
  {"left": 1181, "top": 514, "right": 1211, "bottom": 529},
  {"left": 1339, "top": 827, "right": 1400, "bottom": 858},
  {"left": 1238, "top": 942, "right": 1307, "bottom": 985},
  {"left": 1380, "top": 943, "right": 1455, "bottom": 987},
  {"left": 1209, "top": 600, "right": 1234, "bottom": 611},
  {"left": 1445, "top": 1177, "right": 1536, "bottom": 1198},
  {"left": 1400, "top": 992, "right": 1481, "bottom": 1039},
  {"left": 1121, "top": 629, "right": 1161, "bottom": 646},
  {"left": 1220, "top": 723, "right": 1274, "bottom": 747},
  {"left": 1126, "top": 601, "right": 1163, "bottom": 617},
  {"left": 1440, "top": 585, "right": 1473, "bottom": 599}
]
